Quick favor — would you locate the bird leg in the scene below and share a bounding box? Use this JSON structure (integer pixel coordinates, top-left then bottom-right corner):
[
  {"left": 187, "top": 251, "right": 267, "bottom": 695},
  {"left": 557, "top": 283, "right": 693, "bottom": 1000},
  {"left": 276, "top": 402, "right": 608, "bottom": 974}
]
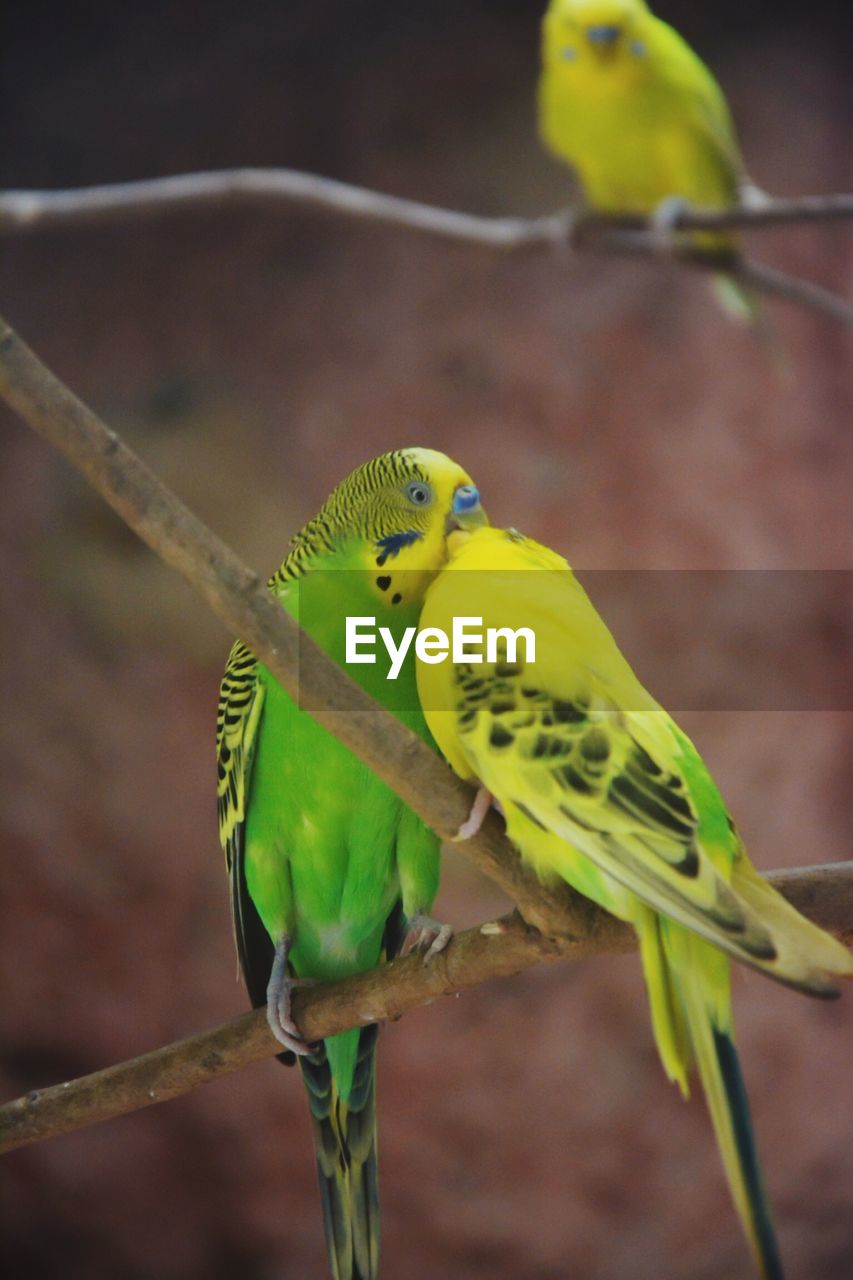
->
[
  {"left": 403, "top": 912, "right": 454, "bottom": 964},
  {"left": 452, "top": 784, "right": 496, "bottom": 841},
  {"left": 266, "top": 935, "right": 317, "bottom": 1056}
]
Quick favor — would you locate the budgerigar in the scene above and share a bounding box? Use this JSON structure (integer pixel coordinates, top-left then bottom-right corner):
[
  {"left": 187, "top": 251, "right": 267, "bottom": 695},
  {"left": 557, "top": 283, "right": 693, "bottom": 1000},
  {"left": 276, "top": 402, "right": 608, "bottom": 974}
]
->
[
  {"left": 216, "top": 449, "right": 486, "bottom": 1280},
  {"left": 416, "top": 525, "right": 853, "bottom": 1280},
  {"left": 539, "top": 0, "right": 758, "bottom": 318}
]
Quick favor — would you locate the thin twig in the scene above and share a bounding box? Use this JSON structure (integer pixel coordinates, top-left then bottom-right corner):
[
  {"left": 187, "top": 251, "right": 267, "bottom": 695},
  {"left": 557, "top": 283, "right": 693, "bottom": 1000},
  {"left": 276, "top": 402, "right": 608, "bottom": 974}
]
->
[
  {"left": 1, "top": 863, "right": 850, "bottom": 1156},
  {"left": 1, "top": 171, "right": 850, "bottom": 321},
  {"left": 0, "top": 170, "right": 545, "bottom": 246},
  {"left": 1, "top": 171, "right": 850, "bottom": 238},
  {"left": 570, "top": 225, "right": 853, "bottom": 323},
  {"left": 725, "top": 258, "right": 853, "bottom": 325}
]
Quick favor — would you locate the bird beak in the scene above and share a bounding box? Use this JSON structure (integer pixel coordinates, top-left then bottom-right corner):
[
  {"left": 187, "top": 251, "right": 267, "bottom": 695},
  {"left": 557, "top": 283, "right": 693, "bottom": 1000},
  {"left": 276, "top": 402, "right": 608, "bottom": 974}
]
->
[
  {"left": 446, "top": 484, "right": 486, "bottom": 533},
  {"left": 586, "top": 24, "right": 622, "bottom": 55}
]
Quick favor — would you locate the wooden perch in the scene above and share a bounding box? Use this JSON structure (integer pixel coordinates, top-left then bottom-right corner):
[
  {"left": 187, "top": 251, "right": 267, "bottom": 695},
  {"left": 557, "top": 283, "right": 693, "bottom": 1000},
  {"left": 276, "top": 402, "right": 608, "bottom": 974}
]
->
[
  {"left": 1, "top": 172, "right": 851, "bottom": 321},
  {"left": 1, "top": 864, "right": 850, "bottom": 1156}
]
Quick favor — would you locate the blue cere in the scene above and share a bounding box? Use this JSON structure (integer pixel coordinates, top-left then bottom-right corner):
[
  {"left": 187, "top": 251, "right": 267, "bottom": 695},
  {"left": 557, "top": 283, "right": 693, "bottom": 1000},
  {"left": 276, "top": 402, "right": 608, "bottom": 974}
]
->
[
  {"left": 586, "top": 24, "right": 621, "bottom": 45},
  {"left": 452, "top": 485, "right": 482, "bottom": 515}
]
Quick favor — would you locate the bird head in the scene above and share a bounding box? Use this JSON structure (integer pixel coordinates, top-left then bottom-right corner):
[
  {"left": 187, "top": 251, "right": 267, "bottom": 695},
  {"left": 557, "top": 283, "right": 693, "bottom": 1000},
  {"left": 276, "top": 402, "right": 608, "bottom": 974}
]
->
[
  {"left": 544, "top": 0, "right": 650, "bottom": 67},
  {"left": 297, "top": 448, "right": 486, "bottom": 610}
]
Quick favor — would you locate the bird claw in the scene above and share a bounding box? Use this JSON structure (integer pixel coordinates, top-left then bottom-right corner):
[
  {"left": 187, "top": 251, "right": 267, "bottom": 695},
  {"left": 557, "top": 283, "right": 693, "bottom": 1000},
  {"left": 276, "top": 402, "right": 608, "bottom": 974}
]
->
[
  {"left": 452, "top": 785, "right": 495, "bottom": 841},
  {"left": 541, "top": 207, "right": 577, "bottom": 252},
  {"left": 404, "top": 913, "right": 453, "bottom": 964},
  {"left": 650, "top": 195, "right": 690, "bottom": 248},
  {"left": 266, "top": 937, "right": 318, "bottom": 1056},
  {"left": 737, "top": 181, "right": 771, "bottom": 210}
]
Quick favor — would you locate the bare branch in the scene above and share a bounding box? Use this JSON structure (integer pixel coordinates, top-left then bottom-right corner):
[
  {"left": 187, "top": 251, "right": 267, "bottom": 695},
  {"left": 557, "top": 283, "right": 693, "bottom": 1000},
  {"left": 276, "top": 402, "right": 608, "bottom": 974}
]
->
[
  {"left": 2, "top": 863, "right": 850, "bottom": 1156},
  {"left": 573, "top": 192, "right": 853, "bottom": 235},
  {"left": 1, "top": 171, "right": 850, "bottom": 322},
  {"left": 724, "top": 258, "right": 853, "bottom": 325},
  {"left": 1, "top": 171, "right": 850, "bottom": 238},
  {"left": 0, "top": 169, "right": 544, "bottom": 246}
]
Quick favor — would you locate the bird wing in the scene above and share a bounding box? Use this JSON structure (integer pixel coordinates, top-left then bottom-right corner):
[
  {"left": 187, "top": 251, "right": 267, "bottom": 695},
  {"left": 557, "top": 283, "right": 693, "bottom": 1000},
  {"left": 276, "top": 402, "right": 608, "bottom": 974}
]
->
[
  {"left": 454, "top": 657, "right": 780, "bottom": 964},
  {"left": 216, "top": 639, "right": 274, "bottom": 1012},
  {"left": 652, "top": 18, "right": 747, "bottom": 195}
]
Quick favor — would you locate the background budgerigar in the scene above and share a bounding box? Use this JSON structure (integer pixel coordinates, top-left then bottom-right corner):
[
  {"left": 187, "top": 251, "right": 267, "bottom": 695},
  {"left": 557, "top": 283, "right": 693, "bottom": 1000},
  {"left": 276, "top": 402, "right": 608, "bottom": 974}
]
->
[
  {"left": 539, "top": 0, "right": 758, "bottom": 317},
  {"left": 416, "top": 525, "right": 853, "bottom": 1280},
  {"left": 216, "top": 449, "right": 485, "bottom": 1280}
]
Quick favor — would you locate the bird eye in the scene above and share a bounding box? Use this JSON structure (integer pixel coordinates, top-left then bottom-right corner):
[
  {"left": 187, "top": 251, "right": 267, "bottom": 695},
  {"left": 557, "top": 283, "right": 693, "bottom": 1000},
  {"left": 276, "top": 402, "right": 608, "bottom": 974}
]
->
[{"left": 405, "top": 480, "right": 432, "bottom": 507}]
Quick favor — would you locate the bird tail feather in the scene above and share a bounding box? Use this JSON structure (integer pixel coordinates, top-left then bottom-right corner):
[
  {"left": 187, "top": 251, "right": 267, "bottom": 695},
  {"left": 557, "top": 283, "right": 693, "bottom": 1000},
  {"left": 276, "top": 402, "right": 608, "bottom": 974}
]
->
[
  {"left": 712, "top": 272, "right": 761, "bottom": 325},
  {"left": 301, "top": 1024, "right": 380, "bottom": 1280},
  {"left": 639, "top": 913, "right": 785, "bottom": 1280},
  {"left": 712, "top": 271, "right": 791, "bottom": 373}
]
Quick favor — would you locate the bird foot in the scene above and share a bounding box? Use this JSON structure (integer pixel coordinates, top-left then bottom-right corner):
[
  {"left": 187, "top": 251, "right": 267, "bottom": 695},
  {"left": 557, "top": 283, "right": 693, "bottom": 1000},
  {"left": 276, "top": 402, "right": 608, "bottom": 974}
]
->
[
  {"left": 452, "top": 785, "right": 496, "bottom": 841},
  {"left": 540, "top": 207, "right": 577, "bottom": 252},
  {"left": 650, "top": 195, "right": 690, "bottom": 248},
  {"left": 404, "top": 912, "right": 454, "bottom": 964},
  {"left": 266, "top": 936, "right": 318, "bottom": 1056},
  {"left": 737, "top": 181, "right": 771, "bottom": 210}
]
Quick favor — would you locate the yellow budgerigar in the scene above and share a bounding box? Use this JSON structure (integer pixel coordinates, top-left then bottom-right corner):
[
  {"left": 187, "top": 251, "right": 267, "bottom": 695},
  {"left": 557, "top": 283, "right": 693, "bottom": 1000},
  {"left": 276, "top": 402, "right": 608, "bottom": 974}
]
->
[
  {"left": 539, "top": 0, "right": 756, "bottom": 315},
  {"left": 416, "top": 525, "right": 853, "bottom": 1280}
]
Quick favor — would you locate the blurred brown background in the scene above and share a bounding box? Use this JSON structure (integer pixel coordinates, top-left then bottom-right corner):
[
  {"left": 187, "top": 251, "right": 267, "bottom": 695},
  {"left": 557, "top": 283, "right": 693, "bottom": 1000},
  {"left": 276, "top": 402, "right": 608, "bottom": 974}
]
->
[{"left": 1, "top": 1, "right": 851, "bottom": 1277}]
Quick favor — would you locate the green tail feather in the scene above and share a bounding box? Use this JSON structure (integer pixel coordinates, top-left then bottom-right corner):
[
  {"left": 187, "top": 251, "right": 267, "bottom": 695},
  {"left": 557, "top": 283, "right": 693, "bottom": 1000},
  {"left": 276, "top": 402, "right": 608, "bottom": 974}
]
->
[
  {"left": 712, "top": 272, "right": 790, "bottom": 374},
  {"left": 301, "top": 1024, "right": 381, "bottom": 1280},
  {"left": 711, "top": 1029, "right": 784, "bottom": 1280},
  {"left": 712, "top": 272, "right": 760, "bottom": 325}
]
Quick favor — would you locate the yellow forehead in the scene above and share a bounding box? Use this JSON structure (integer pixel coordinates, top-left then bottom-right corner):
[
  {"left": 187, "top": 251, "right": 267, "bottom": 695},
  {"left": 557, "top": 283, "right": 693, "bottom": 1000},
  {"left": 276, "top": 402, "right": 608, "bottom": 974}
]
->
[{"left": 549, "top": 0, "right": 646, "bottom": 24}]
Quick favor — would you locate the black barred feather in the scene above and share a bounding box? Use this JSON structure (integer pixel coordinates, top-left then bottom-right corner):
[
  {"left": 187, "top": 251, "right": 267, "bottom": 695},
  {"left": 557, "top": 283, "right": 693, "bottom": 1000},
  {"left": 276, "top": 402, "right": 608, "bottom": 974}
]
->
[
  {"left": 270, "top": 449, "right": 433, "bottom": 587},
  {"left": 451, "top": 655, "right": 796, "bottom": 981}
]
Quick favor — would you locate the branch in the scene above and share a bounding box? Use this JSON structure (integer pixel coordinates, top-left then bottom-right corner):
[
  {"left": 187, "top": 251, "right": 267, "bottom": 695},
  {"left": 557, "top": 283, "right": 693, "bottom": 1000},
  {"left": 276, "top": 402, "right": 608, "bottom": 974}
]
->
[
  {"left": 1, "top": 171, "right": 850, "bottom": 322},
  {"left": 1, "top": 172, "right": 850, "bottom": 238},
  {"left": 2, "top": 863, "right": 850, "bottom": 1155}
]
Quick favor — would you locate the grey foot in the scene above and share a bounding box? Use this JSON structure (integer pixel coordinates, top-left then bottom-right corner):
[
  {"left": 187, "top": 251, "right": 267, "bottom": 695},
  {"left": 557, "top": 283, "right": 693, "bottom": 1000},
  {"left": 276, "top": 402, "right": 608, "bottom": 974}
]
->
[
  {"left": 404, "top": 912, "right": 453, "bottom": 964},
  {"left": 651, "top": 195, "right": 690, "bottom": 248},
  {"left": 737, "top": 180, "right": 771, "bottom": 210},
  {"left": 266, "top": 936, "right": 316, "bottom": 1056},
  {"left": 540, "top": 207, "right": 577, "bottom": 252}
]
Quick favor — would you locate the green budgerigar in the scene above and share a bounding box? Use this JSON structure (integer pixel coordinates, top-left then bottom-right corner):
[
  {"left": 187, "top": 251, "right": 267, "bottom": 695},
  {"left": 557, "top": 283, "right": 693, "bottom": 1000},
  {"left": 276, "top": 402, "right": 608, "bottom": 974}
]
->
[{"left": 216, "top": 449, "right": 486, "bottom": 1279}]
